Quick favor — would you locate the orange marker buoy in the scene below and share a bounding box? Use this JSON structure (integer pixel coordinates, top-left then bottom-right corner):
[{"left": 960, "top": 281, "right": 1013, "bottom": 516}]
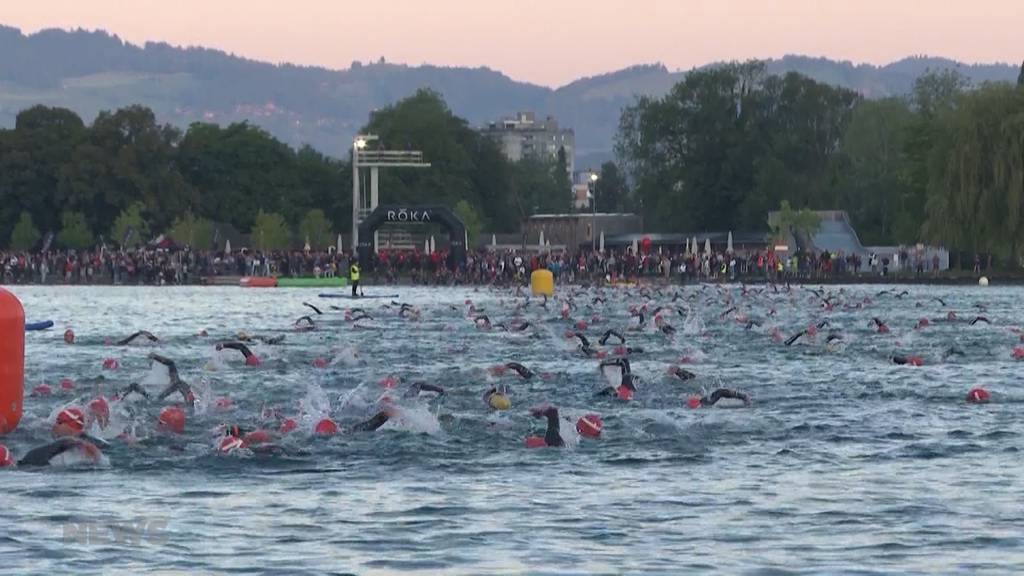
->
[{"left": 0, "top": 288, "right": 25, "bottom": 435}]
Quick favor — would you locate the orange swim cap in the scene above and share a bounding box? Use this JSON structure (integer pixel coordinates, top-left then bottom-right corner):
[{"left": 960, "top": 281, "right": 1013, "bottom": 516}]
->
[
  {"left": 314, "top": 418, "right": 338, "bottom": 436},
  {"left": 54, "top": 407, "right": 86, "bottom": 436},
  {"left": 0, "top": 444, "right": 13, "bottom": 467},
  {"left": 576, "top": 414, "right": 603, "bottom": 438}
]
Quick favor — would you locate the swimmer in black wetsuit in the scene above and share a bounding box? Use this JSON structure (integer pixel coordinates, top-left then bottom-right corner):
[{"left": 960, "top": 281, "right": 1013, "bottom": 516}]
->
[
  {"left": 303, "top": 302, "right": 323, "bottom": 315},
  {"left": 596, "top": 358, "right": 637, "bottom": 397},
  {"left": 216, "top": 342, "right": 260, "bottom": 365},
  {"left": 574, "top": 332, "right": 598, "bottom": 357},
  {"left": 474, "top": 315, "right": 492, "bottom": 329},
  {"left": 17, "top": 437, "right": 104, "bottom": 467},
  {"left": 598, "top": 329, "right": 626, "bottom": 346},
  {"left": 403, "top": 382, "right": 445, "bottom": 399},
  {"left": 351, "top": 409, "right": 393, "bottom": 432},
  {"left": 969, "top": 316, "right": 991, "bottom": 326},
  {"left": 113, "top": 382, "right": 150, "bottom": 401},
  {"left": 295, "top": 316, "right": 316, "bottom": 329},
  {"left": 505, "top": 362, "right": 534, "bottom": 380},
  {"left": 150, "top": 353, "right": 195, "bottom": 408},
  {"left": 529, "top": 406, "right": 564, "bottom": 447},
  {"left": 695, "top": 388, "right": 752, "bottom": 407},
  {"left": 668, "top": 366, "right": 696, "bottom": 381},
  {"left": 116, "top": 330, "right": 159, "bottom": 345}
]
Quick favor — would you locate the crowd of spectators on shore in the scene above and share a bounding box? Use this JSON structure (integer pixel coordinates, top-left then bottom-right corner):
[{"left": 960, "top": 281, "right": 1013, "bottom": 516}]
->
[{"left": 0, "top": 243, "right": 949, "bottom": 286}]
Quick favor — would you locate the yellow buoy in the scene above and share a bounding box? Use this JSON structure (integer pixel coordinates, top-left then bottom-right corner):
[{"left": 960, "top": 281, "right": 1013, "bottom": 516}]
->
[
  {"left": 0, "top": 288, "right": 25, "bottom": 435},
  {"left": 530, "top": 269, "right": 554, "bottom": 297}
]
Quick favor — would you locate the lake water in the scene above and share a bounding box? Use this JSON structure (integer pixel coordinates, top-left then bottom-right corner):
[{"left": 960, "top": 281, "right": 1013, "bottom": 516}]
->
[{"left": 2, "top": 284, "right": 1023, "bottom": 575}]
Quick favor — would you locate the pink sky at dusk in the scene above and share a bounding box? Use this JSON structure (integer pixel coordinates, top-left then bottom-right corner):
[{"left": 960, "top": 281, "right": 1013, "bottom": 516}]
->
[{"left": 4, "top": 0, "right": 1023, "bottom": 87}]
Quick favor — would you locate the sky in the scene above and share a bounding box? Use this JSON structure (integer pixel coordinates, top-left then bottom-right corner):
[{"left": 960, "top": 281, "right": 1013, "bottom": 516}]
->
[{"left": 4, "top": 0, "right": 1023, "bottom": 87}]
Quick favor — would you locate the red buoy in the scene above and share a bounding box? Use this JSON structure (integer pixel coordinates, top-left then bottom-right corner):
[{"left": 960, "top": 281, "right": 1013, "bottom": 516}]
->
[{"left": 0, "top": 288, "right": 24, "bottom": 435}]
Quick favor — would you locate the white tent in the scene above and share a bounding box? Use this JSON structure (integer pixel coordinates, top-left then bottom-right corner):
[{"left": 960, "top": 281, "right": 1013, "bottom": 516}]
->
[
  {"left": 704, "top": 237, "right": 711, "bottom": 254},
  {"left": 599, "top": 230, "right": 605, "bottom": 253},
  {"left": 424, "top": 238, "right": 430, "bottom": 253},
  {"left": 225, "top": 239, "right": 231, "bottom": 254},
  {"left": 491, "top": 234, "right": 497, "bottom": 250},
  {"left": 631, "top": 238, "right": 639, "bottom": 255},
  {"left": 336, "top": 234, "right": 343, "bottom": 254},
  {"left": 304, "top": 235, "right": 311, "bottom": 252},
  {"left": 692, "top": 237, "right": 698, "bottom": 256},
  {"left": 727, "top": 231, "right": 734, "bottom": 253},
  {"left": 545, "top": 239, "right": 551, "bottom": 253},
  {"left": 539, "top": 230, "right": 545, "bottom": 251},
  {"left": 684, "top": 237, "right": 690, "bottom": 255},
  {"left": 430, "top": 235, "right": 436, "bottom": 254}
]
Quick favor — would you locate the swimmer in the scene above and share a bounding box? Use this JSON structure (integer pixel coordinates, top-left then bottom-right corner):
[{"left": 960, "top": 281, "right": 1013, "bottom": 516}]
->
[
  {"left": 668, "top": 366, "right": 697, "bottom": 381},
  {"left": 484, "top": 385, "right": 511, "bottom": 410},
  {"left": 351, "top": 408, "right": 395, "bottom": 432},
  {"left": 892, "top": 355, "right": 923, "bottom": 366},
  {"left": 150, "top": 353, "right": 195, "bottom": 408},
  {"left": 969, "top": 316, "right": 991, "bottom": 326},
  {"left": 597, "top": 358, "right": 637, "bottom": 399},
  {"left": 115, "top": 330, "right": 159, "bottom": 345},
  {"left": 216, "top": 342, "right": 261, "bottom": 366},
  {"left": 474, "top": 315, "right": 492, "bottom": 330},
  {"left": 302, "top": 302, "right": 324, "bottom": 315},
  {"left": 17, "top": 437, "right": 104, "bottom": 467},
  {"left": 785, "top": 330, "right": 807, "bottom": 346},
  {"left": 573, "top": 332, "right": 599, "bottom": 357},
  {"left": 942, "top": 346, "right": 966, "bottom": 360},
  {"left": 504, "top": 362, "right": 535, "bottom": 380},
  {"left": 871, "top": 318, "right": 890, "bottom": 334},
  {"left": 113, "top": 382, "right": 150, "bottom": 401},
  {"left": 690, "top": 388, "right": 752, "bottom": 407},
  {"left": 403, "top": 382, "right": 445, "bottom": 399},
  {"left": 528, "top": 406, "right": 565, "bottom": 447},
  {"left": 598, "top": 329, "right": 626, "bottom": 346},
  {"left": 295, "top": 316, "right": 316, "bottom": 329}
]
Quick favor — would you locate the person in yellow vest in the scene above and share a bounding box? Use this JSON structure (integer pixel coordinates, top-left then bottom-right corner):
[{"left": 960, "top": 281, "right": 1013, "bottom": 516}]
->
[{"left": 350, "top": 262, "right": 360, "bottom": 297}]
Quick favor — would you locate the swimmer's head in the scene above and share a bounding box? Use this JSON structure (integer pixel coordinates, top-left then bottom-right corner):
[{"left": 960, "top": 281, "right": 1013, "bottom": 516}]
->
[
  {"left": 215, "top": 343, "right": 224, "bottom": 351},
  {"left": 686, "top": 395, "right": 702, "bottom": 409},
  {"left": 88, "top": 396, "right": 110, "bottom": 428},
  {"left": 218, "top": 435, "right": 245, "bottom": 454},
  {"left": 575, "top": 414, "right": 603, "bottom": 438},
  {"left": 244, "top": 355, "right": 260, "bottom": 367},
  {"left": 279, "top": 418, "right": 298, "bottom": 434},
  {"left": 488, "top": 392, "right": 511, "bottom": 411},
  {"left": 53, "top": 407, "right": 86, "bottom": 437},
  {"left": 314, "top": 418, "right": 338, "bottom": 436},
  {"left": 158, "top": 406, "right": 186, "bottom": 434},
  {"left": 966, "top": 387, "right": 991, "bottom": 404},
  {"left": 63, "top": 329, "right": 75, "bottom": 344}
]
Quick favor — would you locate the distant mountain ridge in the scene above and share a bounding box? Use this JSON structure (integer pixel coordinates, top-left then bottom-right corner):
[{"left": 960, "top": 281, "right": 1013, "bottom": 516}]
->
[{"left": 0, "top": 25, "right": 1018, "bottom": 163}]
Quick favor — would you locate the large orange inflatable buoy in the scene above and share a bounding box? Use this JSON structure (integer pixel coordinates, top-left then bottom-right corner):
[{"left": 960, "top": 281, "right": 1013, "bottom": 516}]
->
[{"left": 0, "top": 288, "right": 25, "bottom": 434}]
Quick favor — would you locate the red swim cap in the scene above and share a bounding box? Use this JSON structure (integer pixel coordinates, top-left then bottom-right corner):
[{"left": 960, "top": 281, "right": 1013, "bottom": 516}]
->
[
  {"left": 63, "top": 329, "right": 75, "bottom": 344},
  {"left": 242, "top": 430, "right": 271, "bottom": 446},
  {"left": 215, "top": 397, "right": 233, "bottom": 410},
  {"left": 31, "top": 384, "right": 52, "bottom": 397},
  {"left": 102, "top": 358, "right": 119, "bottom": 370},
  {"left": 312, "top": 358, "right": 328, "bottom": 368},
  {"left": 1012, "top": 347, "right": 1024, "bottom": 360},
  {"left": 245, "top": 355, "right": 260, "bottom": 367},
  {"left": 878, "top": 325, "right": 890, "bottom": 334},
  {"left": 60, "top": 378, "right": 74, "bottom": 391},
  {"left": 576, "top": 414, "right": 603, "bottom": 439},
  {"left": 575, "top": 320, "right": 588, "bottom": 330},
  {"left": 966, "top": 388, "right": 991, "bottom": 404},
  {"left": 314, "top": 418, "right": 338, "bottom": 436},
  {"left": 54, "top": 407, "right": 86, "bottom": 436},
  {"left": 686, "top": 396, "right": 702, "bottom": 409},
  {"left": 616, "top": 385, "right": 633, "bottom": 401},
  {"left": 158, "top": 406, "right": 186, "bottom": 434},
  {"left": 0, "top": 444, "right": 13, "bottom": 467},
  {"left": 524, "top": 436, "right": 547, "bottom": 449},
  {"left": 279, "top": 418, "right": 298, "bottom": 433},
  {"left": 908, "top": 356, "right": 924, "bottom": 367},
  {"left": 218, "top": 436, "right": 245, "bottom": 454},
  {"left": 88, "top": 397, "right": 110, "bottom": 427}
]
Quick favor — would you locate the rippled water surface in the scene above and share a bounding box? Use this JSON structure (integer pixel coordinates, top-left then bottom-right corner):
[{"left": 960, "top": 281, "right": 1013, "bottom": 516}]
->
[{"left": 3, "top": 284, "right": 1024, "bottom": 575}]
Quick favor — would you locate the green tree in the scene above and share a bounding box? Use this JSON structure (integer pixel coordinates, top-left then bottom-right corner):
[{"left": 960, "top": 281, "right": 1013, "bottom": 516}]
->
[
  {"left": 168, "top": 212, "right": 214, "bottom": 249},
  {"left": 110, "top": 202, "right": 150, "bottom": 248},
  {"left": 250, "top": 210, "right": 291, "bottom": 251},
  {"left": 453, "top": 200, "right": 483, "bottom": 245},
  {"left": 769, "top": 200, "right": 822, "bottom": 245},
  {"left": 298, "top": 208, "right": 333, "bottom": 249},
  {"left": 596, "top": 161, "right": 630, "bottom": 212},
  {"left": 9, "top": 211, "right": 41, "bottom": 250},
  {"left": 57, "top": 210, "right": 94, "bottom": 249},
  {"left": 1018, "top": 60, "right": 1024, "bottom": 87}
]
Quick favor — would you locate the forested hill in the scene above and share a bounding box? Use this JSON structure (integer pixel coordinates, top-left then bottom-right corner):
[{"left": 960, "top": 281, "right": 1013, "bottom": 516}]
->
[{"left": 0, "top": 25, "right": 1018, "bottom": 159}]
